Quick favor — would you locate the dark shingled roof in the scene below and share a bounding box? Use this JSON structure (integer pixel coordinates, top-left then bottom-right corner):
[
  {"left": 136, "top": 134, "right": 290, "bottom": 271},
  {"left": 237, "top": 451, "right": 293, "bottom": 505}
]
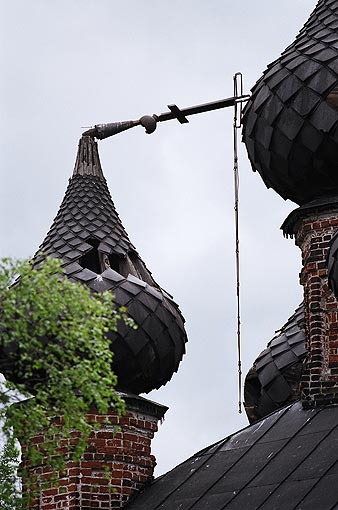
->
[
  {"left": 242, "top": 0, "right": 338, "bottom": 205},
  {"left": 36, "top": 136, "right": 142, "bottom": 276},
  {"left": 128, "top": 401, "right": 338, "bottom": 510},
  {"left": 245, "top": 305, "right": 307, "bottom": 423},
  {"left": 30, "top": 136, "right": 188, "bottom": 394}
]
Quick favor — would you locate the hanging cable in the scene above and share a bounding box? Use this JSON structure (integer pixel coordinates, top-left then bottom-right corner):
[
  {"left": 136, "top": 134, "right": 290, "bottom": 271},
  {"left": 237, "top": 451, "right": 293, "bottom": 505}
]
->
[{"left": 233, "top": 73, "right": 243, "bottom": 414}]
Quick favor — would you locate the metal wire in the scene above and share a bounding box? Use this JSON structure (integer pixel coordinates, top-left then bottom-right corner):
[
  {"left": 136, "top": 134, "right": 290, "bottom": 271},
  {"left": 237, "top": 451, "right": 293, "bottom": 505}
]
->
[{"left": 233, "top": 73, "right": 243, "bottom": 414}]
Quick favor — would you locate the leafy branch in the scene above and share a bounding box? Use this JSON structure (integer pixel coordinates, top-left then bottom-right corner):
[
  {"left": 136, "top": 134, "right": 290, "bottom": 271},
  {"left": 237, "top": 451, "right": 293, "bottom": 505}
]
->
[{"left": 0, "top": 257, "right": 129, "bottom": 505}]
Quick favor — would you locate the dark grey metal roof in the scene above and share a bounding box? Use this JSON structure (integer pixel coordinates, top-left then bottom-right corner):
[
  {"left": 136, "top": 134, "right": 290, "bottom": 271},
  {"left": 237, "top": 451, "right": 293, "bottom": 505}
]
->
[
  {"left": 128, "top": 401, "right": 338, "bottom": 510},
  {"left": 242, "top": 0, "right": 338, "bottom": 205},
  {"left": 30, "top": 136, "right": 187, "bottom": 394},
  {"left": 244, "top": 305, "right": 307, "bottom": 423}
]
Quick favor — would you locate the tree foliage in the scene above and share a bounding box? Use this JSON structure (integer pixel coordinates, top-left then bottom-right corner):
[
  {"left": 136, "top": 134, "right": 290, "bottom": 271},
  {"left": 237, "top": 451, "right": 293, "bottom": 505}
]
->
[
  {"left": 0, "top": 257, "right": 130, "bottom": 505},
  {"left": 0, "top": 434, "right": 21, "bottom": 509}
]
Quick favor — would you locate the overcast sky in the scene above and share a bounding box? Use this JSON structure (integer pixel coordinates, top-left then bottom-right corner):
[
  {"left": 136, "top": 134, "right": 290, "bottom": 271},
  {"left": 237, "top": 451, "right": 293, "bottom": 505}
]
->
[{"left": 1, "top": 0, "right": 316, "bottom": 475}]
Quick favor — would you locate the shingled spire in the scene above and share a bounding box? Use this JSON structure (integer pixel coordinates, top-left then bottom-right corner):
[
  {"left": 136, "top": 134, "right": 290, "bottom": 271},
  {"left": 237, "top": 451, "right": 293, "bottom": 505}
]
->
[
  {"left": 36, "top": 136, "right": 157, "bottom": 289},
  {"left": 33, "top": 135, "right": 187, "bottom": 394},
  {"left": 73, "top": 134, "right": 105, "bottom": 178}
]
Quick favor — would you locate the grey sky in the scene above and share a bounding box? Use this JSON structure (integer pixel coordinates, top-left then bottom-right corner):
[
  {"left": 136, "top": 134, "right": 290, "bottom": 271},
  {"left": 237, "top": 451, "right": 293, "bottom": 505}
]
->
[{"left": 1, "top": 0, "right": 315, "bottom": 475}]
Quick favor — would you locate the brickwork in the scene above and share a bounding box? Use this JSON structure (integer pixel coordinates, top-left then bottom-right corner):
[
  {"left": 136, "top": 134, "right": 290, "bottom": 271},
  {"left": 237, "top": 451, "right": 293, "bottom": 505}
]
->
[
  {"left": 20, "top": 395, "right": 167, "bottom": 509},
  {"left": 294, "top": 209, "right": 338, "bottom": 408}
]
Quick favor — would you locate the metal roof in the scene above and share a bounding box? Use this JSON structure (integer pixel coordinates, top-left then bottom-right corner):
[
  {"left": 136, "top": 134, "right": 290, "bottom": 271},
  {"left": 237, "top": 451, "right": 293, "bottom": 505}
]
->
[{"left": 128, "top": 401, "right": 338, "bottom": 510}]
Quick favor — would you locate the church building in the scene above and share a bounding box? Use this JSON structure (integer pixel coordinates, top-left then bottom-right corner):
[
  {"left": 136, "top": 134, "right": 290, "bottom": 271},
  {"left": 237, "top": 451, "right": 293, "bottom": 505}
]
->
[{"left": 11, "top": 0, "right": 338, "bottom": 508}]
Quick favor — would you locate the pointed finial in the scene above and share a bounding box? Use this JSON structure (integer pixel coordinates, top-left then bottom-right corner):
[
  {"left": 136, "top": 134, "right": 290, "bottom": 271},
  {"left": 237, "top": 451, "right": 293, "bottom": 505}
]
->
[{"left": 73, "top": 136, "right": 104, "bottom": 178}]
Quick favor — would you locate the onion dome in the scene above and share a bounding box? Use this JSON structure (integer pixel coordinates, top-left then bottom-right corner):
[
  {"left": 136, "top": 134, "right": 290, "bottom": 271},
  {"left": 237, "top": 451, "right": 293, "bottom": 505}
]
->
[
  {"left": 244, "top": 305, "right": 306, "bottom": 424},
  {"left": 243, "top": 0, "right": 338, "bottom": 205},
  {"left": 34, "top": 136, "right": 187, "bottom": 394}
]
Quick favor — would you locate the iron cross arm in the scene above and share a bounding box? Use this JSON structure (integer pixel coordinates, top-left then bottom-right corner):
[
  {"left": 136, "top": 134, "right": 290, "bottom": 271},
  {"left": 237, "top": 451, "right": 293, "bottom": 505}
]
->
[{"left": 82, "top": 94, "right": 250, "bottom": 140}]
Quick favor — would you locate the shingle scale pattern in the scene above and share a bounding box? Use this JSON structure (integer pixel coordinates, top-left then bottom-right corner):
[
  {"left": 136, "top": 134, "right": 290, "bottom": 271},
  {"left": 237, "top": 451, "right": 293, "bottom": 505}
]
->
[
  {"left": 242, "top": 0, "right": 338, "bottom": 205},
  {"left": 244, "top": 304, "right": 307, "bottom": 423},
  {"left": 128, "top": 401, "right": 338, "bottom": 510},
  {"left": 33, "top": 138, "right": 187, "bottom": 394},
  {"left": 100, "top": 270, "right": 186, "bottom": 394},
  {"left": 38, "top": 174, "right": 135, "bottom": 264}
]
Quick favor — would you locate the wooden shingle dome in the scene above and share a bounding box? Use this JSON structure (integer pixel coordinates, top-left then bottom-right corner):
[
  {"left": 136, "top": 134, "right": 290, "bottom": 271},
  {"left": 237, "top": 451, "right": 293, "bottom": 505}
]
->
[
  {"left": 34, "top": 136, "right": 188, "bottom": 394},
  {"left": 243, "top": 0, "right": 338, "bottom": 205}
]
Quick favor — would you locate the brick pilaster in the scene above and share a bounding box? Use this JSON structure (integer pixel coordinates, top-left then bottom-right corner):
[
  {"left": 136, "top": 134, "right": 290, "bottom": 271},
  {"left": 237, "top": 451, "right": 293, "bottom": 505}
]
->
[
  {"left": 19, "top": 394, "right": 167, "bottom": 509},
  {"left": 290, "top": 209, "right": 338, "bottom": 407}
]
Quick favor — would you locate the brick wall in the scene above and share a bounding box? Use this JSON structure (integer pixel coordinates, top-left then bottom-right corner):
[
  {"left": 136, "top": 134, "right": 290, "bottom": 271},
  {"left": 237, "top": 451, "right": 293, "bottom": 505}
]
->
[
  {"left": 20, "top": 394, "right": 167, "bottom": 509},
  {"left": 293, "top": 209, "right": 338, "bottom": 407}
]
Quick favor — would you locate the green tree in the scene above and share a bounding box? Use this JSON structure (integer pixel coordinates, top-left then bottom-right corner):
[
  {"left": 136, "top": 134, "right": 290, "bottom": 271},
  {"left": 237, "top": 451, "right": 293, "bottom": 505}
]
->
[
  {"left": 0, "top": 434, "right": 21, "bottom": 510},
  {"left": 0, "top": 257, "right": 130, "bottom": 506}
]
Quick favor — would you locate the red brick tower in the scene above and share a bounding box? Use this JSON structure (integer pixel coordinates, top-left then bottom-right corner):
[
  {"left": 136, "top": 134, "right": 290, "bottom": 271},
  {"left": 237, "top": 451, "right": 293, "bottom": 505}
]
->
[
  {"left": 283, "top": 198, "right": 338, "bottom": 407},
  {"left": 21, "top": 394, "right": 167, "bottom": 509}
]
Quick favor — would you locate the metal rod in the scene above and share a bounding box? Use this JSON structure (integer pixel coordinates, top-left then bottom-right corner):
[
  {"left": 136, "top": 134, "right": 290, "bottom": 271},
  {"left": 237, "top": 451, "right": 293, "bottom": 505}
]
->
[
  {"left": 155, "top": 95, "right": 250, "bottom": 123},
  {"left": 82, "top": 94, "right": 250, "bottom": 139},
  {"left": 233, "top": 73, "right": 243, "bottom": 415}
]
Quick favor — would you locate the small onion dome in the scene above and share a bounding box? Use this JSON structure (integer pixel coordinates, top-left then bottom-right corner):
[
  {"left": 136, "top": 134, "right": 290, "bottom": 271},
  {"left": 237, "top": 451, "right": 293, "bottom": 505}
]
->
[
  {"left": 244, "top": 305, "right": 306, "bottom": 424},
  {"left": 243, "top": 0, "right": 338, "bottom": 205},
  {"left": 31, "top": 136, "right": 187, "bottom": 394}
]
